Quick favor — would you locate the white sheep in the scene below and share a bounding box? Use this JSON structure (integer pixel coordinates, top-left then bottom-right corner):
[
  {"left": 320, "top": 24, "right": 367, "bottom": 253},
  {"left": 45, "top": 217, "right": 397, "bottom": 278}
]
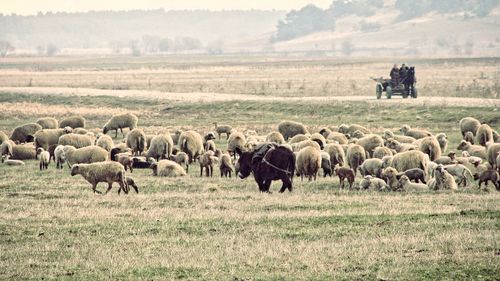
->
[
  {"left": 37, "top": 148, "right": 50, "bottom": 170},
  {"left": 71, "top": 162, "right": 128, "bottom": 194}
]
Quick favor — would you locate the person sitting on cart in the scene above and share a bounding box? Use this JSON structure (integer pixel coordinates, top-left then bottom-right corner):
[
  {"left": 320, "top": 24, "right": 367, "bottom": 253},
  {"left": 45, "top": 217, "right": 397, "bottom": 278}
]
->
[
  {"left": 399, "top": 63, "right": 408, "bottom": 90},
  {"left": 390, "top": 64, "right": 400, "bottom": 87}
]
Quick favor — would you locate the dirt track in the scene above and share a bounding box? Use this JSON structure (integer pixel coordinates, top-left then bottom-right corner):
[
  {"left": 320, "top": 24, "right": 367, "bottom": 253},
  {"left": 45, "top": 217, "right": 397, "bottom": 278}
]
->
[{"left": 0, "top": 87, "right": 498, "bottom": 108}]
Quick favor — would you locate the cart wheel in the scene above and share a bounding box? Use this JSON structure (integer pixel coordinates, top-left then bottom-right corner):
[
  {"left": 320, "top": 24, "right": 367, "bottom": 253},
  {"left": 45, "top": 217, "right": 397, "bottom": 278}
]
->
[
  {"left": 402, "top": 91, "right": 408, "bottom": 99},
  {"left": 376, "top": 84, "right": 382, "bottom": 99},
  {"left": 386, "top": 86, "right": 392, "bottom": 99},
  {"left": 412, "top": 87, "right": 418, "bottom": 98}
]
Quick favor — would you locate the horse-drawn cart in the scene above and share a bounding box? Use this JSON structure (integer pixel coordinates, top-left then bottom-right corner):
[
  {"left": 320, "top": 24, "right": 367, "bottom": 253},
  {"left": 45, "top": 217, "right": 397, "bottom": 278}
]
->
[{"left": 371, "top": 68, "right": 417, "bottom": 99}]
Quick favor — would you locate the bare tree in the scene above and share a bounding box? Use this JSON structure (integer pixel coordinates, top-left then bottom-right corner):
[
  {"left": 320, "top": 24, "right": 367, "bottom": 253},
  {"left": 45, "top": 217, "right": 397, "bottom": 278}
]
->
[{"left": 0, "top": 41, "right": 15, "bottom": 57}]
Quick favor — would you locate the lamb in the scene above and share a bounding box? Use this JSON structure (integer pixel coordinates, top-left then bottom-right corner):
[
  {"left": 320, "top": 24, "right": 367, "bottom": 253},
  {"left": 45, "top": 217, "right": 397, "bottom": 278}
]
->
[
  {"left": 146, "top": 134, "right": 174, "bottom": 161},
  {"left": 71, "top": 162, "right": 128, "bottom": 194},
  {"left": 58, "top": 133, "right": 95, "bottom": 148},
  {"left": 434, "top": 151, "right": 458, "bottom": 165},
  {"left": 359, "top": 158, "right": 384, "bottom": 178},
  {"left": 474, "top": 169, "right": 499, "bottom": 190},
  {"left": 63, "top": 145, "right": 108, "bottom": 167},
  {"left": 95, "top": 134, "right": 114, "bottom": 152},
  {"left": 199, "top": 151, "right": 218, "bottom": 177},
  {"left": 390, "top": 150, "right": 429, "bottom": 176},
  {"left": 356, "top": 134, "right": 384, "bottom": 157},
  {"left": 37, "top": 148, "right": 50, "bottom": 170},
  {"left": 10, "top": 123, "right": 42, "bottom": 143},
  {"left": 443, "top": 164, "right": 474, "bottom": 187},
  {"left": 177, "top": 130, "right": 205, "bottom": 163},
  {"left": 278, "top": 120, "right": 309, "bottom": 140},
  {"left": 171, "top": 151, "right": 189, "bottom": 172},
  {"left": 36, "top": 117, "right": 58, "bottom": 129},
  {"left": 399, "top": 125, "right": 432, "bottom": 139},
  {"left": 0, "top": 140, "right": 15, "bottom": 162},
  {"left": 289, "top": 134, "right": 310, "bottom": 144},
  {"left": 132, "top": 157, "right": 151, "bottom": 169},
  {"left": 0, "top": 130, "right": 8, "bottom": 144},
  {"left": 60, "top": 116, "right": 86, "bottom": 129},
  {"left": 396, "top": 168, "right": 426, "bottom": 184},
  {"left": 116, "top": 154, "right": 134, "bottom": 172},
  {"left": 324, "top": 143, "right": 346, "bottom": 170},
  {"left": 150, "top": 159, "right": 186, "bottom": 177},
  {"left": 34, "top": 127, "right": 72, "bottom": 151},
  {"left": 125, "top": 176, "right": 139, "bottom": 193},
  {"left": 435, "top": 133, "right": 448, "bottom": 153},
  {"left": 227, "top": 131, "right": 246, "bottom": 159},
  {"left": 373, "top": 146, "right": 393, "bottom": 159},
  {"left": 126, "top": 128, "right": 146, "bottom": 156},
  {"left": 456, "top": 140, "right": 486, "bottom": 159},
  {"left": 459, "top": 117, "right": 481, "bottom": 137},
  {"left": 338, "top": 124, "right": 370, "bottom": 135},
  {"left": 265, "top": 131, "right": 285, "bottom": 144},
  {"left": 213, "top": 122, "right": 232, "bottom": 140},
  {"left": 358, "top": 175, "right": 387, "bottom": 191},
  {"left": 476, "top": 124, "right": 493, "bottom": 146},
  {"left": 3, "top": 159, "right": 25, "bottom": 166},
  {"left": 418, "top": 136, "right": 441, "bottom": 161},
  {"left": 430, "top": 164, "right": 457, "bottom": 190},
  {"left": 346, "top": 144, "right": 366, "bottom": 177},
  {"left": 463, "top": 131, "right": 475, "bottom": 144},
  {"left": 399, "top": 175, "right": 428, "bottom": 192},
  {"left": 54, "top": 145, "right": 67, "bottom": 169},
  {"left": 320, "top": 151, "right": 332, "bottom": 177},
  {"left": 219, "top": 153, "right": 234, "bottom": 178},
  {"left": 461, "top": 151, "right": 483, "bottom": 166},
  {"left": 326, "top": 132, "right": 348, "bottom": 145},
  {"left": 335, "top": 167, "right": 355, "bottom": 189},
  {"left": 102, "top": 113, "right": 138, "bottom": 138},
  {"left": 381, "top": 167, "right": 400, "bottom": 191},
  {"left": 296, "top": 146, "right": 321, "bottom": 181},
  {"left": 382, "top": 130, "right": 416, "bottom": 144},
  {"left": 486, "top": 143, "right": 500, "bottom": 169}
]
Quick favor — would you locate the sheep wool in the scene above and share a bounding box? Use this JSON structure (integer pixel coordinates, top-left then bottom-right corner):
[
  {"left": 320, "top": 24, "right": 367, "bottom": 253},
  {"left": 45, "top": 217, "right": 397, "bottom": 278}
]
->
[
  {"left": 36, "top": 117, "right": 59, "bottom": 129},
  {"left": 459, "top": 117, "right": 481, "bottom": 137},
  {"left": 96, "top": 134, "right": 114, "bottom": 152},
  {"left": 178, "top": 130, "right": 205, "bottom": 163},
  {"left": 152, "top": 159, "right": 186, "bottom": 177},
  {"left": 278, "top": 120, "right": 309, "bottom": 140},
  {"left": 71, "top": 162, "right": 127, "bottom": 194},
  {"left": 476, "top": 124, "right": 493, "bottom": 147},
  {"left": 296, "top": 146, "right": 321, "bottom": 181},
  {"left": 126, "top": 128, "right": 147, "bottom": 156},
  {"left": 103, "top": 113, "right": 138, "bottom": 138},
  {"left": 60, "top": 116, "right": 86, "bottom": 129},
  {"left": 63, "top": 145, "right": 108, "bottom": 167}
]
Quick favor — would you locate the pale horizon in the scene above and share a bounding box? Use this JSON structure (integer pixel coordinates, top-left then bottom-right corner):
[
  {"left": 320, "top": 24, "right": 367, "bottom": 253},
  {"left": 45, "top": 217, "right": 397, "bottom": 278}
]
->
[{"left": 1, "top": 0, "right": 333, "bottom": 15}]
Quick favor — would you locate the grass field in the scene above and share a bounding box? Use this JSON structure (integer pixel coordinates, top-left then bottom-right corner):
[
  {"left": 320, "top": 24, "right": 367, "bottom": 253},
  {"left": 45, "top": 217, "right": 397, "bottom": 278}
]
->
[{"left": 0, "top": 56, "right": 499, "bottom": 280}]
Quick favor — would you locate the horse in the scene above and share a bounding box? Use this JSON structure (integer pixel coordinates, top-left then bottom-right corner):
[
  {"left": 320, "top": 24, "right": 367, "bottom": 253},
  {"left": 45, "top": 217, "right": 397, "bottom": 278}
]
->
[
  {"left": 403, "top": 66, "right": 416, "bottom": 93},
  {"left": 235, "top": 143, "right": 295, "bottom": 193}
]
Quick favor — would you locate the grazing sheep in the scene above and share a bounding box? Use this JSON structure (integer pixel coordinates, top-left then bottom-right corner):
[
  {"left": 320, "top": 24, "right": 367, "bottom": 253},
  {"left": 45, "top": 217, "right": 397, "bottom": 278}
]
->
[
  {"left": 319, "top": 127, "right": 332, "bottom": 138},
  {"left": 400, "top": 125, "right": 432, "bottom": 139},
  {"left": 486, "top": 143, "right": 500, "bottom": 168},
  {"left": 399, "top": 175, "right": 428, "bottom": 192},
  {"left": 34, "top": 127, "right": 72, "bottom": 151},
  {"left": 3, "top": 159, "right": 25, "bottom": 166},
  {"left": 382, "top": 130, "right": 416, "bottom": 144},
  {"left": 178, "top": 130, "right": 205, "bottom": 164},
  {"left": 359, "top": 158, "right": 384, "bottom": 178},
  {"left": 126, "top": 128, "right": 146, "bottom": 156},
  {"left": 58, "top": 133, "right": 94, "bottom": 149},
  {"left": 326, "top": 132, "right": 348, "bottom": 145},
  {"left": 63, "top": 145, "right": 108, "bottom": 167},
  {"left": 338, "top": 124, "right": 370, "bottom": 135},
  {"left": 10, "top": 123, "right": 42, "bottom": 143},
  {"left": 171, "top": 151, "right": 189, "bottom": 172},
  {"left": 296, "top": 146, "right": 321, "bottom": 181},
  {"left": 324, "top": 143, "right": 345, "bottom": 170},
  {"left": 476, "top": 124, "right": 493, "bottom": 146},
  {"left": 474, "top": 169, "right": 499, "bottom": 190},
  {"left": 443, "top": 164, "right": 474, "bottom": 187},
  {"left": 199, "top": 151, "right": 218, "bottom": 177},
  {"left": 373, "top": 146, "right": 393, "bottom": 159},
  {"left": 335, "top": 167, "right": 355, "bottom": 189},
  {"left": 356, "top": 134, "right": 384, "bottom": 157},
  {"left": 464, "top": 131, "right": 475, "bottom": 144},
  {"left": 116, "top": 154, "right": 134, "bottom": 172},
  {"left": 71, "top": 162, "right": 128, "bottom": 194},
  {"left": 456, "top": 140, "right": 486, "bottom": 159},
  {"left": 309, "top": 133, "right": 326, "bottom": 149},
  {"left": 213, "top": 122, "right": 232, "bottom": 140},
  {"left": 431, "top": 165, "right": 457, "bottom": 190},
  {"left": 320, "top": 151, "right": 332, "bottom": 177},
  {"left": 435, "top": 133, "right": 448, "bottom": 153},
  {"left": 382, "top": 167, "right": 400, "bottom": 191},
  {"left": 266, "top": 131, "right": 285, "bottom": 144},
  {"left": 60, "top": 116, "right": 86, "bottom": 129},
  {"left": 0, "top": 130, "right": 8, "bottom": 144},
  {"left": 227, "top": 131, "right": 246, "bottom": 158},
  {"left": 418, "top": 136, "right": 441, "bottom": 161},
  {"left": 396, "top": 168, "right": 426, "bottom": 184},
  {"left": 9, "top": 144, "right": 37, "bottom": 161},
  {"left": 390, "top": 150, "right": 429, "bottom": 176},
  {"left": 146, "top": 134, "right": 174, "bottom": 161},
  {"left": 0, "top": 140, "right": 15, "bottom": 162},
  {"left": 36, "top": 117, "right": 58, "bottom": 129},
  {"left": 125, "top": 176, "right": 139, "bottom": 193},
  {"left": 95, "top": 134, "right": 114, "bottom": 152},
  {"left": 37, "top": 148, "right": 50, "bottom": 170},
  {"left": 459, "top": 117, "right": 481, "bottom": 137},
  {"left": 54, "top": 145, "right": 67, "bottom": 169},
  {"left": 386, "top": 138, "right": 417, "bottom": 153},
  {"left": 171, "top": 130, "right": 182, "bottom": 145},
  {"left": 102, "top": 113, "right": 138, "bottom": 138},
  {"left": 358, "top": 175, "right": 388, "bottom": 190},
  {"left": 151, "top": 159, "right": 186, "bottom": 177},
  {"left": 219, "top": 153, "right": 234, "bottom": 178},
  {"left": 289, "top": 134, "right": 309, "bottom": 144},
  {"left": 292, "top": 140, "right": 321, "bottom": 152},
  {"left": 278, "top": 120, "right": 309, "bottom": 140},
  {"left": 346, "top": 144, "right": 366, "bottom": 177}
]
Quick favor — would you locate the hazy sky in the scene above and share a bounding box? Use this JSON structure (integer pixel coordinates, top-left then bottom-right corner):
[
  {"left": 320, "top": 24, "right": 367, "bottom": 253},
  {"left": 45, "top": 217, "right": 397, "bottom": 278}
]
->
[{"left": 1, "top": 0, "right": 333, "bottom": 15}]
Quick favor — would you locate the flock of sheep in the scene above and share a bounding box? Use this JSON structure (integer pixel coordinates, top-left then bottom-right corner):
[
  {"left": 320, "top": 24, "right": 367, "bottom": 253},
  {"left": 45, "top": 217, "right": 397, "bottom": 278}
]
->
[{"left": 1, "top": 113, "right": 499, "bottom": 194}]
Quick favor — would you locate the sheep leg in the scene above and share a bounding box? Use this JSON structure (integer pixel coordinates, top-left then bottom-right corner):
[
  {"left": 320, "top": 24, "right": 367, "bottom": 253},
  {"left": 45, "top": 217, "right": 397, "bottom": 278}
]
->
[
  {"left": 114, "top": 129, "right": 118, "bottom": 138},
  {"left": 200, "top": 166, "right": 203, "bottom": 177},
  {"left": 209, "top": 166, "right": 212, "bottom": 177},
  {"left": 103, "top": 183, "right": 113, "bottom": 194},
  {"left": 131, "top": 184, "right": 138, "bottom": 194},
  {"left": 92, "top": 183, "right": 101, "bottom": 194},
  {"left": 129, "top": 164, "right": 133, "bottom": 173},
  {"left": 120, "top": 128, "right": 124, "bottom": 137},
  {"left": 339, "top": 177, "right": 344, "bottom": 189}
]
